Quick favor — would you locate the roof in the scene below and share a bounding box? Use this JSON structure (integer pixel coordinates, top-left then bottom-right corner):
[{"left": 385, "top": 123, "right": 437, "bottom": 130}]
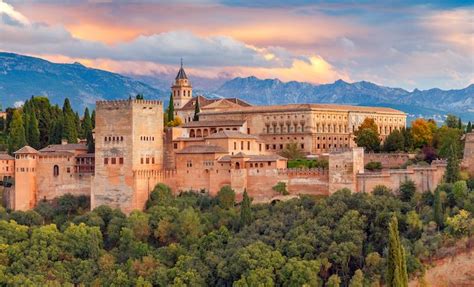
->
[
  {"left": 175, "top": 61, "right": 188, "bottom": 80},
  {"left": 0, "top": 153, "right": 14, "bottom": 160},
  {"left": 179, "top": 96, "right": 251, "bottom": 111},
  {"left": 218, "top": 153, "right": 287, "bottom": 162},
  {"left": 14, "top": 146, "right": 38, "bottom": 154},
  {"left": 176, "top": 144, "right": 227, "bottom": 154},
  {"left": 39, "top": 151, "right": 75, "bottom": 157},
  {"left": 200, "top": 103, "right": 405, "bottom": 115},
  {"left": 182, "top": 120, "right": 246, "bottom": 128},
  {"left": 39, "top": 143, "right": 87, "bottom": 153},
  {"left": 206, "top": 130, "right": 259, "bottom": 140}
]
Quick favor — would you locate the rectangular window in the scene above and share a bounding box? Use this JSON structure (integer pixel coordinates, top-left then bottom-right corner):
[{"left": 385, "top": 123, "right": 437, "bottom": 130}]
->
[
  {"left": 247, "top": 142, "right": 250, "bottom": 150},
  {"left": 140, "top": 158, "right": 144, "bottom": 164},
  {"left": 119, "top": 158, "right": 124, "bottom": 164},
  {"left": 301, "top": 144, "right": 304, "bottom": 149},
  {"left": 67, "top": 167, "right": 71, "bottom": 173},
  {"left": 234, "top": 142, "right": 237, "bottom": 150},
  {"left": 174, "top": 143, "right": 178, "bottom": 149},
  {"left": 146, "top": 158, "right": 149, "bottom": 164},
  {"left": 152, "top": 157, "right": 155, "bottom": 164},
  {"left": 104, "top": 158, "right": 108, "bottom": 165},
  {"left": 111, "top": 158, "right": 116, "bottom": 164},
  {"left": 259, "top": 144, "right": 262, "bottom": 151},
  {"left": 241, "top": 141, "right": 244, "bottom": 149}
]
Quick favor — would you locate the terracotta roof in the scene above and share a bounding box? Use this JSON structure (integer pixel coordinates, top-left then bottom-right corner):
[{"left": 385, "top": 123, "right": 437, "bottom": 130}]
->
[
  {"left": 176, "top": 144, "right": 227, "bottom": 154},
  {"left": 39, "top": 143, "right": 87, "bottom": 153},
  {"left": 14, "top": 146, "right": 38, "bottom": 154},
  {"left": 206, "top": 130, "right": 259, "bottom": 139},
  {"left": 200, "top": 103, "right": 405, "bottom": 115},
  {"left": 39, "top": 151, "right": 75, "bottom": 157},
  {"left": 76, "top": 153, "right": 95, "bottom": 158},
  {"left": 179, "top": 96, "right": 251, "bottom": 111},
  {"left": 0, "top": 153, "right": 14, "bottom": 160},
  {"left": 218, "top": 153, "right": 287, "bottom": 162},
  {"left": 182, "top": 120, "right": 246, "bottom": 128}
]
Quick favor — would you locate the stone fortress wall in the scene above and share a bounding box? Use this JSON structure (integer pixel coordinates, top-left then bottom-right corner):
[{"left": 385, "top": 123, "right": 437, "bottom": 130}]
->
[{"left": 463, "top": 132, "right": 474, "bottom": 176}]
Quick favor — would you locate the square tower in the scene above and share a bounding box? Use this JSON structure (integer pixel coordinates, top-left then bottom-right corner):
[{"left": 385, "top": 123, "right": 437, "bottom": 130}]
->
[{"left": 91, "top": 99, "right": 163, "bottom": 213}]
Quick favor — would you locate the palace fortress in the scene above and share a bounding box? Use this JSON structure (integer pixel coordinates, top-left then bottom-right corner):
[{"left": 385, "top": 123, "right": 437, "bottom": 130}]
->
[{"left": 2, "top": 64, "right": 470, "bottom": 213}]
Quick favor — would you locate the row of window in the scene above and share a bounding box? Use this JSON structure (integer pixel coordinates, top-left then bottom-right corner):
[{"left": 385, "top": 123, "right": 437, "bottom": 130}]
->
[
  {"left": 317, "top": 143, "right": 349, "bottom": 149},
  {"left": 1, "top": 167, "right": 10, "bottom": 172},
  {"left": 266, "top": 143, "right": 305, "bottom": 150},
  {"left": 15, "top": 155, "right": 36, "bottom": 159},
  {"left": 140, "top": 136, "right": 155, "bottom": 141},
  {"left": 104, "top": 157, "right": 124, "bottom": 165},
  {"left": 105, "top": 136, "right": 124, "bottom": 142},
  {"left": 173, "top": 90, "right": 191, "bottom": 98},
  {"left": 140, "top": 157, "right": 156, "bottom": 165},
  {"left": 16, "top": 167, "right": 35, "bottom": 172}
]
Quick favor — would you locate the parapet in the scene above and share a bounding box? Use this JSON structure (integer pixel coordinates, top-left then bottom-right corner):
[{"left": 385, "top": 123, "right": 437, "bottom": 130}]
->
[{"left": 96, "top": 99, "right": 163, "bottom": 108}]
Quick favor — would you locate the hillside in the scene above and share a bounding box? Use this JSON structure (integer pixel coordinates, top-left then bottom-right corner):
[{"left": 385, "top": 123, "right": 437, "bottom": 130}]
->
[
  {"left": 0, "top": 53, "right": 166, "bottom": 110},
  {"left": 212, "top": 77, "right": 474, "bottom": 122}
]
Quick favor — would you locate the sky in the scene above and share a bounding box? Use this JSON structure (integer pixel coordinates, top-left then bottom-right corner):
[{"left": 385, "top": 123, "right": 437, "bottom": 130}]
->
[{"left": 0, "top": 0, "right": 473, "bottom": 90}]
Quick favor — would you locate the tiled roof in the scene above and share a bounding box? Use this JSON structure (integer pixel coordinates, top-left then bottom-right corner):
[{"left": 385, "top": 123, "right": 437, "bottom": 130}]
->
[
  {"left": 175, "top": 66, "right": 188, "bottom": 80},
  {"left": 39, "top": 143, "right": 87, "bottom": 152},
  {"left": 0, "top": 153, "right": 14, "bottom": 160},
  {"left": 206, "top": 130, "right": 259, "bottom": 139},
  {"left": 14, "top": 146, "right": 38, "bottom": 154},
  {"left": 182, "top": 120, "right": 246, "bottom": 128},
  {"left": 200, "top": 103, "right": 405, "bottom": 115},
  {"left": 179, "top": 96, "right": 251, "bottom": 111},
  {"left": 39, "top": 151, "right": 75, "bottom": 157},
  {"left": 176, "top": 144, "right": 227, "bottom": 154}
]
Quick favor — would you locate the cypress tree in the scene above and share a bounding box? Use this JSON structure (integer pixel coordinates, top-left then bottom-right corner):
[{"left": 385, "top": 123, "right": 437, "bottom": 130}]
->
[
  {"left": 433, "top": 188, "right": 443, "bottom": 228},
  {"left": 386, "top": 216, "right": 408, "bottom": 287},
  {"left": 82, "top": 108, "right": 94, "bottom": 153},
  {"left": 91, "top": 110, "right": 96, "bottom": 129},
  {"left": 467, "top": 121, "right": 472, "bottom": 133},
  {"left": 75, "top": 112, "right": 83, "bottom": 139},
  {"left": 167, "top": 93, "right": 175, "bottom": 123},
  {"left": 62, "top": 98, "right": 78, "bottom": 143},
  {"left": 27, "top": 108, "right": 40, "bottom": 149},
  {"left": 50, "top": 118, "right": 63, "bottom": 145},
  {"left": 445, "top": 144, "right": 460, "bottom": 183},
  {"left": 193, "top": 97, "right": 200, "bottom": 121},
  {"left": 240, "top": 190, "right": 252, "bottom": 227},
  {"left": 457, "top": 118, "right": 462, "bottom": 130},
  {"left": 7, "top": 110, "right": 27, "bottom": 154}
]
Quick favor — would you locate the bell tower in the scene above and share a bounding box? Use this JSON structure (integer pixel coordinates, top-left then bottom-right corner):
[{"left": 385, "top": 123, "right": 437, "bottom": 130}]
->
[{"left": 171, "top": 59, "right": 193, "bottom": 109}]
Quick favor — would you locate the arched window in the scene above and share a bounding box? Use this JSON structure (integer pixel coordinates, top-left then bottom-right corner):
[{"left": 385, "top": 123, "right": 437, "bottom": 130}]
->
[
  {"left": 235, "top": 162, "right": 240, "bottom": 169},
  {"left": 53, "top": 165, "right": 59, "bottom": 177}
]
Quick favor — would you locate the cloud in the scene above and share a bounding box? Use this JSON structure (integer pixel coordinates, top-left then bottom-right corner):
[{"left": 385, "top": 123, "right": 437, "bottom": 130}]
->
[{"left": 0, "top": 0, "right": 29, "bottom": 25}]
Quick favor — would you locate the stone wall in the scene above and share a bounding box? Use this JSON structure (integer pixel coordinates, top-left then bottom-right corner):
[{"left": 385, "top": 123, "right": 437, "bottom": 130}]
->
[
  {"left": 462, "top": 133, "right": 474, "bottom": 176},
  {"left": 357, "top": 161, "right": 446, "bottom": 193},
  {"left": 364, "top": 153, "right": 415, "bottom": 169},
  {"left": 328, "top": 148, "right": 364, "bottom": 194}
]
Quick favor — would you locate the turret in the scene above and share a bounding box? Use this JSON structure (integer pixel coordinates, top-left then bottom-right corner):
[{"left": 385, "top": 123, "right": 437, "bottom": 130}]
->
[
  {"left": 13, "top": 146, "right": 38, "bottom": 210},
  {"left": 171, "top": 59, "right": 192, "bottom": 109}
]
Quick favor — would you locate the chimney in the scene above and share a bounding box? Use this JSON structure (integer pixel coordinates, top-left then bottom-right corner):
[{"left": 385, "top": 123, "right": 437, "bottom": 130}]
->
[{"left": 61, "top": 139, "right": 68, "bottom": 145}]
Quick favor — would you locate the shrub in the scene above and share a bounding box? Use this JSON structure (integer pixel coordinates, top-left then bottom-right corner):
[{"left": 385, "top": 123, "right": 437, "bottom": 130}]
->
[
  {"left": 272, "top": 182, "right": 289, "bottom": 195},
  {"left": 365, "top": 161, "right": 382, "bottom": 171},
  {"left": 217, "top": 186, "right": 235, "bottom": 209}
]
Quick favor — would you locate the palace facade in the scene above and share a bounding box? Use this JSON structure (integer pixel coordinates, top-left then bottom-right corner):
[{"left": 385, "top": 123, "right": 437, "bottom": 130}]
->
[{"left": 4, "top": 63, "right": 457, "bottom": 213}]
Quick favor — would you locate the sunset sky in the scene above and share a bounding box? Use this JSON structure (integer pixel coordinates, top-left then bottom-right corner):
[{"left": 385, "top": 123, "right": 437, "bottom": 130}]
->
[{"left": 0, "top": 0, "right": 472, "bottom": 90}]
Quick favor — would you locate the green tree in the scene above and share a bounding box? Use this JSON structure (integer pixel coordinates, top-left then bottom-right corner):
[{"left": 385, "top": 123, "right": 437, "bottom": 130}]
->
[
  {"left": 386, "top": 216, "right": 408, "bottom": 287},
  {"left": 326, "top": 274, "right": 341, "bottom": 287},
  {"left": 435, "top": 126, "right": 462, "bottom": 159},
  {"left": 136, "top": 94, "right": 144, "bottom": 100},
  {"left": 7, "top": 109, "right": 27, "bottom": 154},
  {"left": 383, "top": 129, "right": 404, "bottom": 152},
  {"left": 279, "top": 142, "right": 304, "bottom": 160},
  {"left": 193, "top": 98, "right": 200, "bottom": 121},
  {"left": 445, "top": 114, "right": 458, "bottom": 128},
  {"left": 82, "top": 108, "right": 94, "bottom": 153},
  {"left": 91, "top": 110, "right": 96, "bottom": 129},
  {"left": 433, "top": 188, "right": 444, "bottom": 228},
  {"left": 467, "top": 121, "right": 472, "bottom": 133},
  {"left": 63, "top": 223, "right": 102, "bottom": 260},
  {"left": 399, "top": 180, "right": 416, "bottom": 202},
  {"left": 401, "top": 127, "right": 414, "bottom": 151},
  {"left": 278, "top": 258, "right": 322, "bottom": 287},
  {"left": 272, "top": 182, "right": 289, "bottom": 195},
  {"left": 355, "top": 128, "right": 380, "bottom": 152},
  {"left": 26, "top": 107, "right": 40, "bottom": 149},
  {"left": 217, "top": 186, "right": 235, "bottom": 209},
  {"left": 445, "top": 144, "right": 460, "bottom": 183},
  {"left": 61, "top": 98, "right": 78, "bottom": 143},
  {"left": 240, "top": 190, "right": 252, "bottom": 227},
  {"left": 167, "top": 93, "right": 175, "bottom": 123}
]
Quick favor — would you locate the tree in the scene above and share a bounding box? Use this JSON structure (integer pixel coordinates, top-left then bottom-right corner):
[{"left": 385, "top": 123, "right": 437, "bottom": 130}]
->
[
  {"left": 445, "top": 114, "right": 459, "bottom": 129},
  {"left": 433, "top": 188, "right": 443, "bottom": 228},
  {"left": 383, "top": 129, "right": 404, "bottom": 152},
  {"left": 326, "top": 274, "right": 341, "bottom": 287},
  {"left": 411, "top": 119, "right": 433, "bottom": 148},
  {"left": 399, "top": 180, "right": 416, "bottom": 202},
  {"left": 445, "top": 210, "right": 473, "bottom": 238},
  {"left": 91, "top": 110, "right": 96, "bottom": 129},
  {"left": 435, "top": 126, "right": 462, "bottom": 159},
  {"left": 279, "top": 142, "right": 304, "bottom": 160},
  {"left": 386, "top": 216, "right": 408, "bottom": 287},
  {"left": 272, "top": 182, "right": 289, "bottom": 195},
  {"left": 7, "top": 109, "right": 27, "bottom": 154},
  {"left": 193, "top": 98, "right": 200, "bottom": 121},
  {"left": 82, "top": 108, "right": 94, "bottom": 153},
  {"left": 349, "top": 269, "right": 364, "bottom": 287},
  {"left": 167, "top": 93, "right": 174, "bottom": 123},
  {"left": 240, "top": 190, "right": 252, "bottom": 227},
  {"left": 26, "top": 105, "right": 40, "bottom": 149},
  {"left": 217, "top": 186, "right": 235, "bottom": 209},
  {"left": 357, "top": 118, "right": 378, "bottom": 134},
  {"left": 467, "top": 121, "right": 472, "bottom": 133},
  {"left": 445, "top": 144, "right": 460, "bottom": 183},
  {"left": 62, "top": 98, "right": 78, "bottom": 143},
  {"left": 457, "top": 118, "right": 462, "bottom": 130},
  {"left": 401, "top": 128, "right": 414, "bottom": 151},
  {"left": 136, "top": 94, "right": 144, "bottom": 100},
  {"left": 355, "top": 129, "right": 380, "bottom": 152},
  {"left": 278, "top": 258, "right": 322, "bottom": 287}
]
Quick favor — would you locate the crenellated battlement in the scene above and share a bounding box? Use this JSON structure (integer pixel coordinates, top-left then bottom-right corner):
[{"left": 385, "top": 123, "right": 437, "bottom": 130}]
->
[
  {"left": 96, "top": 99, "right": 163, "bottom": 108},
  {"left": 277, "top": 168, "right": 328, "bottom": 176},
  {"left": 133, "top": 169, "right": 177, "bottom": 179}
]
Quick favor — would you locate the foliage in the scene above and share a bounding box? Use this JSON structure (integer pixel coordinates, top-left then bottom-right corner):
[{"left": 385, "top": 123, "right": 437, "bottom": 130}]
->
[
  {"left": 193, "top": 98, "right": 200, "bottom": 121},
  {"left": 7, "top": 109, "right": 26, "bottom": 154},
  {"left": 288, "top": 158, "right": 328, "bottom": 169},
  {"left": 445, "top": 210, "right": 474, "bottom": 237},
  {"left": 386, "top": 216, "right": 408, "bottom": 287},
  {"left": 240, "top": 190, "right": 252, "bottom": 227},
  {"left": 411, "top": 119, "right": 433, "bottom": 148},
  {"left": 217, "top": 186, "right": 236, "bottom": 209},
  {"left": 167, "top": 93, "right": 175, "bottom": 123},
  {"left": 383, "top": 129, "right": 405, "bottom": 152},
  {"left": 279, "top": 142, "right": 305, "bottom": 160},
  {"left": 365, "top": 161, "right": 382, "bottom": 171},
  {"left": 399, "top": 180, "right": 416, "bottom": 202},
  {"left": 445, "top": 144, "right": 460, "bottom": 183},
  {"left": 355, "top": 128, "right": 380, "bottom": 152},
  {"left": 272, "top": 182, "right": 289, "bottom": 195}
]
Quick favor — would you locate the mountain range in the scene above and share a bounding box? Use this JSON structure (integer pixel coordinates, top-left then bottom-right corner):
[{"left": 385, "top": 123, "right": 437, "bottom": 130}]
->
[{"left": 0, "top": 52, "right": 472, "bottom": 122}]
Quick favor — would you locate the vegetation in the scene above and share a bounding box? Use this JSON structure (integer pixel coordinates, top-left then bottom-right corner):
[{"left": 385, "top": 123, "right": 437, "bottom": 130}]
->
[
  {"left": 354, "top": 118, "right": 380, "bottom": 152},
  {"left": 272, "top": 181, "right": 289, "bottom": 195},
  {"left": 279, "top": 142, "right": 305, "bottom": 160},
  {"left": 0, "top": 178, "right": 472, "bottom": 286},
  {"left": 2, "top": 96, "right": 95, "bottom": 153},
  {"left": 364, "top": 161, "right": 382, "bottom": 171},
  {"left": 287, "top": 158, "right": 328, "bottom": 169}
]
